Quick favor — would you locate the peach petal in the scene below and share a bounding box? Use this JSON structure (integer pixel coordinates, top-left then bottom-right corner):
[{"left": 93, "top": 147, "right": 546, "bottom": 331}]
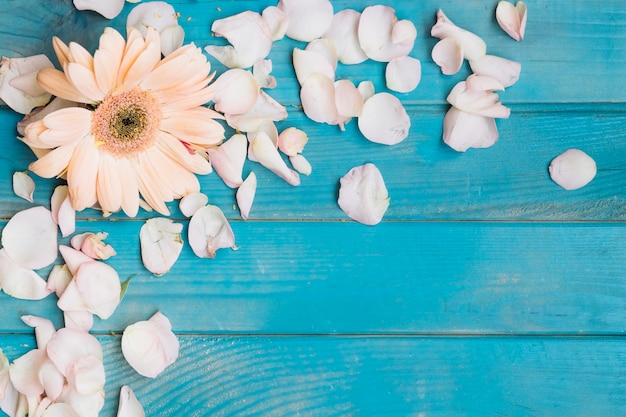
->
[
  {"left": 37, "top": 68, "right": 92, "bottom": 104},
  {"left": 250, "top": 132, "right": 300, "bottom": 186},
  {"left": 496, "top": 1, "right": 527, "bottom": 41},
  {"left": 323, "top": 9, "right": 367, "bottom": 65},
  {"left": 252, "top": 60, "right": 276, "bottom": 89},
  {"left": 278, "top": 127, "right": 308, "bottom": 157},
  {"left": 290, "top": 154, "right": 312, "bottom": 176},
  {"left": 357, "top": 92, "right": 410, "bottom": 145},
  {"left": 292, "top": 48, "right": 335, "bottom": 86},
  {"left": 262, "top": 6, "right": 289, "bottom": 41},
  {"left": 140, "top": 218, "right": 184, "bottom": 276},
  {"left": 1, "top": 206, "right": 57, "bottom": 270},
  {"left": 278, "top": 0, "right": 334, "bottom": 42},
  {"left": 431, "top": 38, "right": 463, "bottom": 75},
  {"left": 0, "top": 249, "right": 51, "bottom": 300},
  {"left": 73, "top": 0, "right": 125, "bottom": 19},
  {"left": 300, "top": 73, "right": 339, "bottom": 125},
  {"left": 121, "top": 312, "right": 179, "bottom": 378},
  {"left": 236, "top": 172, "right": 257, "bottom": 221},
  {"left": 66, "top": 63, "right": 105, "bottom": 102},
  {"left": 431, "top": 9, "right": 487, "bottom": 61},
  {"left": 207, "top": 133, "right": 248, "bottom": 188},
  {"left": 205, "top": 11, "right": 273, "bottom": 68},
  {"left": 117, "top": 386, "right": 145, "bottom": 417},
  {"left": 51, "top": 185, "right": 76, "bottom": 238},
  {"left": 549, "top": 149, "right": 597, "bottom": 191},
  {"left": 358, "top": 5, "right": 416, "bottom": 62},
  {"left": 210, "top": 69, "right": 259, "bottom": 115},
  {"left": 12, "top": 172, "right": 34, "bottom": 203},
  {"left": 443, "top": 107, "right": 499, "bottom": 152},
  {"left": 385, "top": 56, "right": 421, "bottom": 93},
  {"left": 225, "top": 91, "right": 287, "bottom": 133},
  {"left": 0, "top": 55, "right": 54, "bottom": 114},
  {"left": 46, "top": 264, "right": 72, "bottom": 298},
  {"left": 179, "top": 192, "right": 209, "bottom": 217},
  {"left": 338, "top": 163, "right": 389, "bottom": 226},
  {"left": 334, "top": 79, "right": 363, "bottom": 128},
  {"left": 469, "top": 54, "right": 521, "bottom": 88},
  {"left": 188, "top": 205, "right": 235, "bottom": 258},
  {"left": 63, "top": 311, "right": 94, "bottom": 333}
]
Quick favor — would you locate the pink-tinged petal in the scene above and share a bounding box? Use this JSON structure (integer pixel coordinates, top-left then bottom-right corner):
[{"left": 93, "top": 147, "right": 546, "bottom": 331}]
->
[
  {"left": 0, "top": 349, "right": 8, "bottom": 398},
  {"left": 300, "top": 73, "right": 339, "bottom": 125},
  {"left": 0, "top": 381, "right": 27, "bottom": 417},
  {"left": 73, "top": 0, "right": 124, "bottom": 19},
  {"left": 96, "top": 153, "right": 124, "bottom": 215},
  {"left": 160, "top": 107, "right": 225, "bottom": 148},
  {"left": 278, "top": 127, "right": 308, "bottom": 157},
  {"left": 160, "top": 25, "right": 185, "bottom": 56},
  {"left": 338, "top": 163, "right": 389, "bottom": 226},
  {"left": 431, "top": 9, "right": 487, "bottom": 61},
  {"left": 179, "top": 192, "right": 209, "bottom": 217},
  {"left": 443, "top": 107, "right": 499, "bottom": 152},
  {"left": 117, "top": 386, "right": 145, "bottom": 417},
  {"left": 305, "top": 38, "right": 338, "bottom": 71},
  {"left": 1, "top": 206, "right": 57, "bottom": 270},
  {"left": 188, "top": 205, "right": 235, "bottom": 258},
  {"left": 278, "top": 0, "right": 333, "bottom": 42},
  {"left": 46, "top": 329, "right": 103, "bottom": 377},
  {"left": 58, "top": 245, "right": 94, "bottom": 276},
  {"left": 63, "top": 311, "right": 94, "bottom": 333},
  {"left": 246, "top": 120, "right": 278, "bottom": 162},
  {"left": 17, "top": 97, "right": 77, "bottom": 137},
  {"left": 0, "top": 55, "right": 53, "bottom": 114},
  {"left": 127, "top": 1, "right": 178, "bottom": 34},
  {"left": 225, "top": 91, "right": 287, "bottom": 133},
  {"left": 0, "top": 250, "right": 51, "bottom": 300},
  {"left": 140, "top": 218, "right": 184, "bottom": 276},
  {"left": 122, "top": 27, "right": 162, "bottom": 88},
  {"left": 67, "top": 137, "right": 100, "bottom": 212},
  {"left": 469, "top": 55, "right": 521, "bottom": 88},
  {"left": 334, "top": 79, "right": 363, "bottom": 128},
  {"left": 323, "top": 9, "right": 367, "bottom": 65},
  {"left": 496, "top": 1, "right": 527, "bottom": 41},
  {"left": 236, "top": 172, "right": 257, "bottom": 221},
  {"left": 8, "top": 349, "right": 46, "bottom": 397},
  {"left": 549, "top": 149, "right": 597, "bottom": 191},
  {"left": 262, "top": 6, "right": 289, "bottom": 41},
  {"left": 38, "top": 360, "right": 65, "bottom": 402},
  {"left": 37, "top": 68, "right": 92, "bottom": 104},
  {"left": 431, "top": 38, "right": 463, "bottom": 75},
  {"left": 66, "top": 63, "right": 105, "bottom": 103},
  {"left": 12, "top": 172, "right": 34, "bottom": 203},
  {"left": 290, "top": 154, "right": 312, "bottom": 176},
  {"left": 47, "top": 264, "right": 72, "bottom": 298},
  {"left": 57, "top": 386, "right": 104, "bottom": 417},
  {"left": 447, "top": 76, "right": 510, "bottom": 119},
  {"left": 205, "top": 11, "right": 273, "bottom": 69},
  {"left": 357, "top": 80, "right": 375, "bottom": 102},
  {"left": 252, "top": 60, "right": 276, "bottom": 89},
  {"left": 292, "top": 48, "right": 335, "bottom": 86},
  {"left": 385, "top": 56, "right": 421, "bottom": 93},
  {"left": 207, "top": 134, "right": 248, "bottom": 188},
  {"left": 51, "top": 185, "right": 76, "bottom": 238},
  {"left": 121, "top": 312, "right": 179, "bottom": 378},
  {"left": 66, "top": 355, "right": 105, "bottom": 396},
  {"left": 250, "top": 132, "right": 300, "bottom": 186},
  {"left": 71, "top": 232, "right": 116, "bottom": 260},
  {"left": 27, "top": 144, "right": 74, "bottom": 179},
  {"left": 209, "top": 69, "right": 259, "bottom": 115},
  {"left": 357, "top": 92, "right": 410, "bottom": 145},
  {"left": 39, "top": 403, "right": 81, "bottom": 417},
  {"left": 358, "top": 5, "right": 416, "bottom": 62},
  {"left": 20, "top": 315, "right": 55, "bottom": 350},
  {"left": 155, "top": 131, "right": 212, "bottom": 175}
]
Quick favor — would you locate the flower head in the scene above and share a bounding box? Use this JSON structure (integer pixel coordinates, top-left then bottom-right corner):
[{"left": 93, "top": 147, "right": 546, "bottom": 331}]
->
[{"left": 22, "top": 27, "right": 225, "bottom": 216}]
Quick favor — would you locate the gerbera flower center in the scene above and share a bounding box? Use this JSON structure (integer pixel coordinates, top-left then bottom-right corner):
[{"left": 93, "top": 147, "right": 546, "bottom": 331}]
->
[{"left": 92, "top": 88, "right": 162, "bottom": 157}]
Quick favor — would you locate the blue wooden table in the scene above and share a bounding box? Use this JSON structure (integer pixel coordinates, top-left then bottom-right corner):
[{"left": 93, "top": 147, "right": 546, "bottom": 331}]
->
[{"left": 1, "top": 0, "right": 626, "bottom": 415}]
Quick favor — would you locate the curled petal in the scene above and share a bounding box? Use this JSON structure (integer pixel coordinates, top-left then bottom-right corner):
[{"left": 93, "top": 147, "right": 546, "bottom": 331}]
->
[
  {"left": 0, "top": 249, "right": 51, "bottom": 300},
  {"left": 431, "top": 38, "right": 463, "bottom": 75},
  {"left": 252, "top": 60, "right": 277, "bottom": 89},
  {"left": 0, "top": 55, "right": 54, "bottom": 114},
  {"left": 236, "top": 172, "right": 257, "bottom": 220},
  {"left": 262, "top": 6, "right": 289, "bottom": 41},
  {"left": 121, "top": 312, "right": 179, "bottom": 378},
  {"left": 300, "top": 73, "right": 339, "bottom": 125},
  {"left": 12, "top": 172, "right": 34, "bottom": 203},
  {"left": 188, "top": 205, "right": 235, "bottom": 258},
  {"left": 323, "top": 9, "right": 368, "bottom": 65},
  {"left": 1, "top": 206, "right": 57, "bottom": 270},
  {"left": 469, "top": 54, "right": 521, "bottom": 88},
  {"left": 443, "top": 107, "right": 499, "bottom": 152},
  {"left": 139, "top": 218, "right": 184, "bottom": 276},
  {"left": 290, "top": 154, "right": 312, "bottom": 176},
  {"left": 207, "top": 133, "right": 248, "bottom": 188},
  {"left": 160, "top": 25, "right": 185, "bottom": 57},
  {"left": 278, "top": 0, "right": 334, "bottom": 42},
  {"left": 117, "top": 386, "right": 145, "bottom": 417},
  {"left": 70, "top": 232, "right": 116, "bottom": 260},
  {"left": 431, "top": 9, "right": 487, "bottom": 61},
  {"left": 8, "top": 349, "right": 47, "bottom": 397},
  {"left": 338, "top": 163, "right": 389, "bottom": 226},
  {"left": 447, "top": 76, "right": 510, "bottom": 119},
  {"left": 225, "top": 91, "right": 287, "bottom": 133},
  {"left": 47, "top": 264, "right": 73, "bottom": 298},
  {"left": 358, "top": 5, "right": 416, "bottom": 62},
  {"left": 209, "top": 69, "right": 259, "bottom": 115},
  {"left": 21, "top": 315, "right": 56, "bottom": 350},
  {"left": 496, "top": 1, "right": 527, "bottom": 41},
  {"left": 549, "top": 149, "right": 597, "bottom": 191},
  {"left": 250, "top": 132, "right": 300, "bottom": 186},
  {"left": 385, "top": 56, "right": 421, "bottom": 93},
  {"left": 357, "top": 92, "right": 410, "bottom": 145},
  {"left": 278, "top": 127, "right": 308, "bottom": 157},
  {"left": 126, "top": 1, "right": 183, "bottom": 55},
  {"left": 66, "top": 355, "right": 105, "bottom": 396},
  {"left": 73, "top": 0, "right": 125, "bottom": 19},
  {"left": 292, "top": 48, "right": 335, "bottom": 86}
]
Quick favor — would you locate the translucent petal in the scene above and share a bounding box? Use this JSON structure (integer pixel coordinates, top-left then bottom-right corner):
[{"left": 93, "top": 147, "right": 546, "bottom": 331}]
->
[
  {"left": 305, "top": 38, "right": 338, "bottom": 71},
  {"left": 252, "top": 60, "right": 276, "bottom": 89},
  {"left": 117, "top": 386, "right": 145, "bottom": 417},
  {"left": 278, "top": 127, "right": 308, "bottom": 157},
  {"left": 0, "top": 55, "right": 54, "bottom": 114},
  {"left": 250, "top": 132, "right": 300, "bottom": 186},
  {"left": 209, "top": 69, "right": 259, "bottom": 115},
  {"left": 385, "top": 56, "right": 421, "bottom": 93},
  {"left": 188, "top": 205, "right": 236, "bottom": 258},
  {"left": 442, "top": 107, "right": 499, "bottom": 152},
  {"left": 66, "top": 355, "right": 105, "bottom": 396},
  {"left": 160, "top": 25, "right": 185, "bottom": 56},
  {"left": 262, "top": 6, "right": 289, "bottom": 41},
  {"left": 496, "top": 1, "right": 527, "bottom": 41},
  {"left": 300, "top": 73, "right": 339, "bottom": 125},
  {"left": 1, "top": 206, "right": 57, "bottom": 270},
  {"left": 236, "top": 172, "right": 257, "bottom": 221},
  {"left": 207, "top": 133, "right": 248, "bottom": 188},
  {"left": 12, "top": 172, "right": 34, "bottom": 203},
  {"left": 278, "top": 0, "right": 334, "bottom": 42},
  {"left": 549, "top": 149, "right": 597, "bottom": 191},
  {"left": 0, "top": 249, "right": 51, "bottom": 300},
  {"left": 46, "top": 328, "right": 103, "bottom": 377},
  {"left": 290, "top": 154, "right": 312, "bottom": 176},
  {"left": 357, "top": 92, "right": 410, "bottom": 145},
  {"left": 469, "top": 54, "right": 521, "bottom": 88},
  {"left": 72, "top": 0, "right": 125, "bottom": 19},
  {"left": 431, "top": 38, "right": 463, "bottom": 75},
  {"left": 358, "top": 5, "right": 415, "bottom": 62},
  {"left": 21, "top": 315, "right": 56, "bottom": 350},
  {"left": 46, "top": 264, "right": 72, "bottom": 298},
  {"left": 446, "top": 77, "right": 510, "bottom": 119},
  {"left": 140, "top": 218, "right": 184, "bottom": 276},
  {"left": 430, "top": 9, "right": 487, "bottom": 61},
  {"left": 338, "top": 163, "right": 389, "bottom": 226},
  {"left": 225, "top": 91, "right": 287, "bottom": 133},
  {"left": 323, "top": 9, "right": 367, "bottom": 65}
]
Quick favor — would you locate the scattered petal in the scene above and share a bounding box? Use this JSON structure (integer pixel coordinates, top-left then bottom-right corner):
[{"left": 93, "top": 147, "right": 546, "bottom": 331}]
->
[
  {"left": 431, "top": 38, "right": 464, "bottom": 75},
  {"left": 292, "top": 48, "right": 335, "bottom": 86},
  {"left": 252, "top": 60, "right": 276, "bottom": 89},
  {"left": 250, "top": 132, "right": 300, "bottom": 186},
  {"left": 305, "top": 38, "right": 338, "bottom": 71},
  {"left": 225, "top": 91, "right": 287, "bottom": 133},
  {"left": 278, "top": 0, "right": 334, "bottom": 42},
  {"left": 70, "top": 232, "right": 116, "bottom": 260},
  {"left": 12, "top": 172, "right": 35, "bottom": 203},
  {"left": 160, "top": 25, "right": 186, "bottom": 57},
  {"left": 139, "top": 218, "right": 184, "bottom": 276},
  {"left": 447, "top": 75, "right": 510, "bottom": 119},
  {"left": 334, "top": 79, "right": 363, "bottom": 126},
  {"left": 179, "top": 192, "right": 209, "bottom": 217},
  {"left": 51, "top": 185, "right": 76, "bottom": 238},
  {"left": 496, "top": 1, "right": 527, "bottom": 41},
  {"left": 262, "top": 6, "right": 289, "bottom": 41},
  {"left": 236, "top": 172, "right": 257, "bottom": 221},
  {"left": 46, "top": 264, "right": 73, "bottom": 298},
  {"left": 338, "top": 163, "right": 390, "bottom": 226},
  {"left": 357, "top": 92, "right": 410, "bottom": 145},
  {"left": 323, "top": 9, "right": 368, "bottom": 65},
  {"left": 127, "top": 2, "right": 183, "bottom": 55},
  {"left": 0, "top": 249, "right": 51, "bottom": 300},
  {"left": 290, "top": 154, "right": 312, "bottom": 176},
  {"left": 357, "top": 80, "right": 375, "bottom": 102},
  {"left": 59, "top": 245, "right": 94, "bottom": 276},
  {"left": 209, "top": 69, "right": 259, "bottom": 115},
  {"left": 117, "top": 386, "right": 145, "bottom": 417},
  {"left": 385, "top": 56, "right": 421, "bottom": 93},
  {"left": 442, "top": 107, "right": 499, "bottom": 152},
  {"left": 549, "top": 149, "right": 597, "bottom": 190},
  {"left": 278, "top": 127, "right": 308, "bottom": 157},
  {"left": 0, "top": 55, "right": 54, "bottom": 114},
  {"left": 300, "top": 73, "right": 339, "bottom": 125},
  {"left": 73, "top": 0, "right": 125, "bottom": 19},
  {"left": 188, "top": 205, "right": 235, "bottom": 258},
  {"left": 46, "top": 328, "right": 103, "bottom": 377},
  {"left": 121, "top": 312, "right": 179, "bottom": 378},
  {"left": 21, "top": 315, "right": 56, "bottom": 350},
  {"left": 469, "top": 54, "right": 521, "bottom": 88},
  {"left": 431, "top": 9, "right": 487, "bottom": 61},
  {"left": 358, "top": 5, "right": 416, "bottom": 62},
  {"left": 207, "top": 133, "right": 248, "bottom": 188},
  {"left": 2, "top": 206, "right": 57, "bottom": 270}
]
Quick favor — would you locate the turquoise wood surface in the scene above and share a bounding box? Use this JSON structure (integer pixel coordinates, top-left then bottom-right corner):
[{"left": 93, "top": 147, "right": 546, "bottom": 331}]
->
[{"left": 1, "top": 0, "right": 626, "bottom": 416}]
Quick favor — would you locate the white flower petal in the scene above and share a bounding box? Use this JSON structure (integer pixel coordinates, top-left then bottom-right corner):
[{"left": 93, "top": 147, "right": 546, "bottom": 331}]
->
[
  {"left": 549, "top": 149, "right": 597, "bottom": 191},
  {"left": 1, "top": 206, "right": 57, "bottom": 270},
  {"left": 0, "top": 55, "right": 54, "bottom": 114},
  {"left": 305, "top": 38, "right": 338, "bottom": 71},
  {"left": 46, "top": 264, "right": 72, "bottom": 298},
  {"left": 236, "top": 172, "right": 257, "bottom": 221},
  {"left": 358, "top": 5, "right": 416, "bottom": 62},
  {"left": 160, "top": 25, "right": 185, "bottom": 56},
  {"left": 225, "top": 91, "right": 287, "bottom": 133},
  {"left": 442, "top": 107, "right": 499, "bottom": 152},
  {"left": 252, "top": 60, "right": 276, "bottom": 89},
  {"left": 73, "top": 0, "right": 125, "bottom": 19},
  {"left": 385, "top": 56, "right": 421, "bottom": 93},
  {"left": 12, "top": 172, "right": 34, "bottom": 203},
  {"left": 66, "top": 355, "right": 105, "bottom": 396},
  {"left": 431, "top": 38, "right": 464, "bottom": 75},
  {"left": 292, "top": 48, "right": 335, "bottom": 86},
  {"left": 446, "top": 75, "right": 510, "bottom": 119},
  {"left": 469, "top": 55, "right": 521, "bottom": 88},
  {"left": 179, "top": 192, "right": 209, "bottom": 217},
  {"left": 357, "top": 80, "right": 375, "bottom": 102},
  {"left": 300, "top": 73, "right": 339, "bottom": 125},
  {"left": 246, "top": 120, "right": 279, "bottom": 163},
  {"left": 334, "top": 80, "right": 363, "bottom": 121},
  {"left": 188, "top": 205, "right": 235, "bottom": 258},
  {"left": 63, "top": 311, "right": 94, "bottom": 333},
  {"left": 126, "top": 1, "right": 178, "bottom": 33},
  {"left": 20, "top": 315, "right": 56, "bottom": 350},
  {"left": 357, "top": 92, "right": 410, "bottom": 145},
  {"left": 496, "top": 1, "right": 527, "bottom": 41},
  {"left": 139, "top": 218, "right": 184, "bottom": 276},
  {"left": 431, "top": 9, "right": 487, "bottom": 61},
  {"left": 278, "top": 127, "right": 308, "bottom": 157},
  {"left": 121, "top": 312, "right": 179, "bottom": 378},
  {"left": 40, "top": 402, "right": 81, "bottom": 417},
  {"left": 250, "top": 132, "right": 300, "bottom": 186},
  {"left": 210, "top": 69, "right": 259, "bottom": 115},
  {"left": 58, "top": 245, "right": 94, "bottom": 276},
  {"left": 57, "top": 385, "right": 104, "bottom": 417},
  {"left": 51, "top": 185, "right": 76, "bottom": 238},
  {"left": 117, "top": 386, "right": 145, "bottom": 417},
  {"left": 46, "top": 328, "right": 103, "bottom": 377},
  {"left": 338, "top": 163, "right": 389, "bottom": 226},
  {"left": 290, "top": 154, "right": 312, "bottom": 176},
  {"left": 323, "top": 9, "right": 368, "bottom": 65},
  {"left": 8, "top": 349, "right": 46, "bottom": 397},
  {"left": 262, "top": 6, "right": 289, "bottom": 41},
  {"left": 207, "top": 133, "right": 248, "bottom": 188},
  {"left": 71, "top": 232, "right": 116, "bottom": 260},
  {"left": 278, "top": 0, "right": 334, "bottom": 42}
]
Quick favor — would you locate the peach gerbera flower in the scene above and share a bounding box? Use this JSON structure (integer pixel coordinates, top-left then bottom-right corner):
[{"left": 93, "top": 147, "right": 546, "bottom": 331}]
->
[{"left": 21, "top": 27, "right": 225, "bottom": 216}]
